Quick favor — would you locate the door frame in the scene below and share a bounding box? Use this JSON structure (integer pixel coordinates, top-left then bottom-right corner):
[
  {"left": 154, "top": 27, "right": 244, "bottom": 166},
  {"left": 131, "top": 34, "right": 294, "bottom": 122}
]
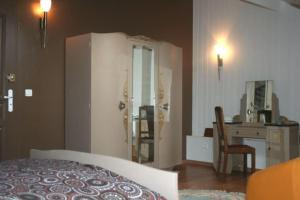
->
[{"left": 0, "top": 14, "right": 6, "bottom": 161}]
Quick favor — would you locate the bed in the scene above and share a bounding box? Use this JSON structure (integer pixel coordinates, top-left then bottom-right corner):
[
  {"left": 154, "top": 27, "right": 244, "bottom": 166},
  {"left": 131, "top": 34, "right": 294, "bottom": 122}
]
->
[{"left": 0, "top": 149, "right": 178, "bottom": 200}]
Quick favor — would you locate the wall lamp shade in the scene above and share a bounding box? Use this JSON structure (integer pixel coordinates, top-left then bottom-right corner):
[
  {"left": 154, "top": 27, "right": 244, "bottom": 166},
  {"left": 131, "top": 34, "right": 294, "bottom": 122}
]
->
[
  {"left": 40, "top": 0, "right": 52, "bottom": 48},
  {"left": 40, "top": 0, "right": 52, "bottom": 12}
]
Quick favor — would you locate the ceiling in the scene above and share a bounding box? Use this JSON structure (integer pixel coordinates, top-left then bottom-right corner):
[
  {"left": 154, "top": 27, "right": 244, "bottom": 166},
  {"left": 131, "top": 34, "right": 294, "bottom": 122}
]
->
[
  {"left": 286, "top": 0, "right": 300, "bottom": 8},
  {"left": 241, "top": 0, "right": 300, "bottom": 10}
]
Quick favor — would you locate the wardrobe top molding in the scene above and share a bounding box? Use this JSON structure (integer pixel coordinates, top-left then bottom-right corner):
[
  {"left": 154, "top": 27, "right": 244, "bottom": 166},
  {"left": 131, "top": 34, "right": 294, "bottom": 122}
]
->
[{"left": 66, "top": 32, "right": 181, "bottom": 48}]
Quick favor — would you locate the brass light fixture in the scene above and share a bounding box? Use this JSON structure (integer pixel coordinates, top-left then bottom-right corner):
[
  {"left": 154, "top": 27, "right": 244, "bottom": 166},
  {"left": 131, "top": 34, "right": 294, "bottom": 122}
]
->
[
  {"left": 40, "top": 0, "right": 52, "bottom": 48},
  {"left": 214, "top": 43, "right": 226, "bottom": 80},
  {"left": 217, "top": 54, "right": 223, "bottom": 80}
]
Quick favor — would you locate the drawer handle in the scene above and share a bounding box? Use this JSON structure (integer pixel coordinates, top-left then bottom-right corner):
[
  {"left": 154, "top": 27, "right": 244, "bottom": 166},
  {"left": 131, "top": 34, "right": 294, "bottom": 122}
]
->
[
  {"left": 268, "top": 147, "right": 271, "bottom": 151},
  {"left": 256, "top": 132, "right": 260, "bottom": 135},
  {"left": 236, "top": 131, "right": 239, "bottom": 134}
]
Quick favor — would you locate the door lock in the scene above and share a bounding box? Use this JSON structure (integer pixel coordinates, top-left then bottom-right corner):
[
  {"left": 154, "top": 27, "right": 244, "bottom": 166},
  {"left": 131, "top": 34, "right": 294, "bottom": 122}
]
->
[{"left": 6, "top": 73, "right": 16, "bottom": 83}]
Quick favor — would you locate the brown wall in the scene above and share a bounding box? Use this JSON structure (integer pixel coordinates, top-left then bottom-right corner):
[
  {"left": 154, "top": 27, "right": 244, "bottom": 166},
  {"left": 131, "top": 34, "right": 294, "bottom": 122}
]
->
[{"left": 0, "top": 0, "right": 192, "bottom": 159}]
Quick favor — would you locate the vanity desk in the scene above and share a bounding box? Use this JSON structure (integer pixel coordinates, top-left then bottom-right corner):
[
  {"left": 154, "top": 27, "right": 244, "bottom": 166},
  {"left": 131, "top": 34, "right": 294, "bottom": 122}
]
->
[
  {"left": 213, "top": 122, "right": 299, "bottom": 173},
  {"left": 213, "top": 80, "right": 299, "bottom": 173}
]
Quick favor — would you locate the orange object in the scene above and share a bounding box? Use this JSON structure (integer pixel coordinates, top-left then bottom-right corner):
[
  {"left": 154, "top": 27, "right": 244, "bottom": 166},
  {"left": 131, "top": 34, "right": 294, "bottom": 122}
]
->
[{"left": 246, "top": 158, "right": 300, "bottom": 200}]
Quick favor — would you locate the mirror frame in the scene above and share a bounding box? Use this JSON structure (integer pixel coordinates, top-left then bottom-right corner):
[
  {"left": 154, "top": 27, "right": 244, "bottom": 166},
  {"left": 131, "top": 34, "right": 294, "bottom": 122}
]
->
[{"left": 245, "top": 80, "right": 273, "bottom": 123}]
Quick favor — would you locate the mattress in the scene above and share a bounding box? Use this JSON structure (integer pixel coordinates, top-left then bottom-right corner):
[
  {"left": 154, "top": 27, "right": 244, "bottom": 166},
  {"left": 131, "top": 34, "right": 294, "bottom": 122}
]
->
[{"left": 0, "top": 159, "right": 166, "bottom": 200}]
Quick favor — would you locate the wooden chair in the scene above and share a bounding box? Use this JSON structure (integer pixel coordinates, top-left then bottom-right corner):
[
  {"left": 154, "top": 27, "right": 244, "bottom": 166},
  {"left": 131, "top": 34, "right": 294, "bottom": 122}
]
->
[{"left": 215, "top": 106, "right": 256, "bottom": 175}]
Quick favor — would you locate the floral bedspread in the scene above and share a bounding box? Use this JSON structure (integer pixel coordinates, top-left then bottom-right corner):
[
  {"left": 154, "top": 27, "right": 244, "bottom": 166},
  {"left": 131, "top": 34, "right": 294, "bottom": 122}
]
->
[{"left": 0, "top": 159, "right": 166, "bottom": 200}]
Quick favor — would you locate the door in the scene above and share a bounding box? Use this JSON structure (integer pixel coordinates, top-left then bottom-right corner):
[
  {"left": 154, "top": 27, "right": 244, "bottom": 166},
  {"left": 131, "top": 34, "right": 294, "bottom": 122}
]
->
[
  {"left": 157, "top": 42, "right": 182, "bottom": 168},
  {"left": 0, "top": 16, "right": 4, "bottom": 161},
  {"left": 129, "top": 39, "right": 158, "bottom": 166},
  {"left": 266, "top": 127, "right": 284, "bottom": 167},
  {"left": 90, "top": 33, "right": 129, "bottom": 159},
  {"left": 0, "top": 14, "right": 16, "bottom": 161},
  {"left": 129, "top": 39, "right": 182, "bottom": 168}
]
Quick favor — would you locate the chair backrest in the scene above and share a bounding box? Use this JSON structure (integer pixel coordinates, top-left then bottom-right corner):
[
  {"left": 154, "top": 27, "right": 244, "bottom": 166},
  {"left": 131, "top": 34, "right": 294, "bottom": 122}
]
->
[
  {"left": 215, "top": 106, "right": 228, "bottom": 151},
  {"left": 145, "top": 106, "right": 154, "bottom": 134},
  {"left": 139, "top": 105, "right": 154, "bottom": 137}
]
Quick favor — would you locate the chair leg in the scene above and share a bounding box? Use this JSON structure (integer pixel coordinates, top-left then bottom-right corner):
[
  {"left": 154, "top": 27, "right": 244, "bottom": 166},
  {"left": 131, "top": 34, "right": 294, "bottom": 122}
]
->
[
  {"left": 138, "top": 143, "right": 141, "bottom": 163},
  {"left": 243, "top": 153, "right": 247, "bottom": 176},
  {"left": 251, "top": 151, "right": 256, "bottom": 173},
  {"left": 223, "top": 153, "right": 228, "bottom": 174},
  {"left": 217, "top": 151, "right": 222, "bottom": 174}
]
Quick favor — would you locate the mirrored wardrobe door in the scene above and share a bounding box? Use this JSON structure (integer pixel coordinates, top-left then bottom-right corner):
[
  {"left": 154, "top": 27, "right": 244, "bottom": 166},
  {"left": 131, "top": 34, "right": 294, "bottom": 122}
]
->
[{"left": 129, "top": 43, "right": 157, "bottom": 166}]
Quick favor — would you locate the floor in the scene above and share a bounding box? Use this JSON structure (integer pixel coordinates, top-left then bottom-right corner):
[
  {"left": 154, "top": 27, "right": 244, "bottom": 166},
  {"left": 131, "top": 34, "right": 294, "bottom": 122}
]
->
[{"left": 177, "top": 161, "right": 248, "bottom": 193}]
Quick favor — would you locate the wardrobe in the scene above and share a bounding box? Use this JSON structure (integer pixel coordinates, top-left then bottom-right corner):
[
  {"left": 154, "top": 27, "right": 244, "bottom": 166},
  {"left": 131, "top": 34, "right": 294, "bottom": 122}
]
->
[{"left": 65, "top": 33, "right": 182, "bottom": 168}]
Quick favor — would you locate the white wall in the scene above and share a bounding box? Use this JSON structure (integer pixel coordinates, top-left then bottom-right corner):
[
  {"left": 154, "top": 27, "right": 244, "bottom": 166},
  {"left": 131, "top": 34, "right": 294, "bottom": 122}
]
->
[
  {"left": 191, "top": 0, "right": 300, "bottom": 164},
  {"left": 193, "top": 0, "right": 300, "bottom": 136}
]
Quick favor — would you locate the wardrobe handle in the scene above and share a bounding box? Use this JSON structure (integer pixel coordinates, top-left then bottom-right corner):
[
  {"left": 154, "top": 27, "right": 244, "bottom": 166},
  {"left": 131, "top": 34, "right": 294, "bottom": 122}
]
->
[
  {"left": 159, "top": 103, "right": 169, "bottom": 111},
  {"left": 119, "top": 101, "right": 126, "bottom": 111}
]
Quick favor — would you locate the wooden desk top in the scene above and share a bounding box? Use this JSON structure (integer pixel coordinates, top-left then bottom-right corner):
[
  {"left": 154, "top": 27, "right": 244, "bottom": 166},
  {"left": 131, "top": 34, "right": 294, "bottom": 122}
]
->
[{"left": 213, "top": 121, "right": 299, "bottom": 127}]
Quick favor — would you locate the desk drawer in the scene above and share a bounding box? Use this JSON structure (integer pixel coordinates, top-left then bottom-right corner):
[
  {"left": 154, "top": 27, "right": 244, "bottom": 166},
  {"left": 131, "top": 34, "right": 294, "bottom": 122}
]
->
[{"left": 230, "top": 127, "right": 266, "bottom": 138}]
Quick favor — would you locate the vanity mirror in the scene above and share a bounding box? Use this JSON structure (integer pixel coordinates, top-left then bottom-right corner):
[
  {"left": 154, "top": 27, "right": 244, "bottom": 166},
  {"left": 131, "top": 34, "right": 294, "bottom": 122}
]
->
[
  {"left": 241, "top": 80, "right": 279, "bottom": 123},
  {"left": 246, "top": 80, "right": 272, "bottom": 122}
]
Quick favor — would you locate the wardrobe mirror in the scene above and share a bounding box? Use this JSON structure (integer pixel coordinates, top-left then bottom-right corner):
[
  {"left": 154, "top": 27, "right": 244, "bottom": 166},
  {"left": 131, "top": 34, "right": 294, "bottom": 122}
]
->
[
  {"left": 131, "top": 45, "right": 155, "bottom": 163},
  {"left": 246, "top": 80, "right": 273, "bottom": 123}
]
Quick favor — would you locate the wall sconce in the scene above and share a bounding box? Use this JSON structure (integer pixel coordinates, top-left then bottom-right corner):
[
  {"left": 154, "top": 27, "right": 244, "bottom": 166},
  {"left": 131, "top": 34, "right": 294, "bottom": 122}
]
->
[
  {"left": 40, "top": 0, "right": 52, "bottom": 48},
  {"left": 217, "top": 54, "right": 223, "bottom": 80},
  {"left": 214, "top": 43, "right": 227, "bottom": 80}
]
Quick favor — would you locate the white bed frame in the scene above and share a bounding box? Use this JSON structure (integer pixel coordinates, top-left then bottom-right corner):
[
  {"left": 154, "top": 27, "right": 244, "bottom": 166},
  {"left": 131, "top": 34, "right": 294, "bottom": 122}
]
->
[{"left": 30, "top": 149, "right": 178, "bottom": 200}]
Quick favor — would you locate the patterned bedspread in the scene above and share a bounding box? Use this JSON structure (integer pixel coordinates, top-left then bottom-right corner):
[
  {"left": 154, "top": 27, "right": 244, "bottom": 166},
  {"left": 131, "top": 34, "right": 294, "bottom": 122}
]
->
[{"left": 0, "top": 159, "right": 166, "bottom": 200}]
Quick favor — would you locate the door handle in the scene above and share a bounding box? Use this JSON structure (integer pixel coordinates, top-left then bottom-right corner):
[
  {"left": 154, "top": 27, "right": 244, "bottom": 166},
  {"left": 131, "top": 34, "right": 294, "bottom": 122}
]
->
[
  {"left": 0, "top": 89, "right": 13, "bottom": 112},
  {"left": 118, "top": 101, "right": 126, "bottom": 111}
]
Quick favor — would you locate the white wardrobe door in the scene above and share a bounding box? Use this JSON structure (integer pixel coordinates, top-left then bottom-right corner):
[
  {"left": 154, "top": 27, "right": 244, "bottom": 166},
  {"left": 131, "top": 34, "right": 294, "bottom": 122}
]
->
[
  {"left": 90, "top": 33, "right": 129, "bottom": 159},
  {"left": 157, "top": 42, "right": 182, "bottom": 168}
]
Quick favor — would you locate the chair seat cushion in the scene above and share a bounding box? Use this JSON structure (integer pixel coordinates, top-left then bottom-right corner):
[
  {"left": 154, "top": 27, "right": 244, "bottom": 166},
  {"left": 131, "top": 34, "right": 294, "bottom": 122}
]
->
[
  {"left": 140, "top": 137, "right": 154, "bottom": 143},
  {"left": 227, "top": 144, "right": 255, "bottom": 154}
]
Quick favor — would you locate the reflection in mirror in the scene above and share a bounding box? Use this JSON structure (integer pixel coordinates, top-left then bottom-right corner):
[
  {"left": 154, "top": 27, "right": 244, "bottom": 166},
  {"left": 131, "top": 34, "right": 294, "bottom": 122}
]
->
[
  {"left": 246, "top": 80, "right": 272, "bottom": 123},
  {"left": 254, "top": 81, "right": 266, "bottom": 110},
  {"left": 131, "top": 45, "right": 155, "bottom": 163}
]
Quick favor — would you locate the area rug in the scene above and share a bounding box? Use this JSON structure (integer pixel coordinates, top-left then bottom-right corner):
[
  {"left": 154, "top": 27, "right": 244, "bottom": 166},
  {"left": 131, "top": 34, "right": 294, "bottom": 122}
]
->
[{"left": 179, "top": 189, "right": 245, "bottom": 200}]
